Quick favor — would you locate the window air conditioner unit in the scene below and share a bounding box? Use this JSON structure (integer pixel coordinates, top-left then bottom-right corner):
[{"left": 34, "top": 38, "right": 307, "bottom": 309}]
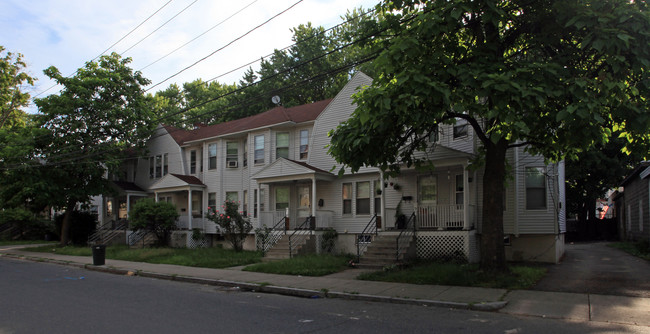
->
[{"left": 227, "top": 160, "right": 238, "bottom": 168}]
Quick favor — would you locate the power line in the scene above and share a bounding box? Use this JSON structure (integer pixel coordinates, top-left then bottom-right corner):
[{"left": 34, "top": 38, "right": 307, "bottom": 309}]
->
[
  {"left": 31, "top": 0, "right": 175, "bottom": 99},
  {"left": 146, "top": 0, "right": 305, "bottom": 92},
  {"left": 12, "top": 5, "right": 378, "bottom": 160},
  {"left": 120, "top": 0, "right": 200, "bottom": 55},
  {"left": 3, "top": 5, "right": 382, "bottom": 169},
  {"left": 139, "top": 0, "right": 261, "bottom": 72}
]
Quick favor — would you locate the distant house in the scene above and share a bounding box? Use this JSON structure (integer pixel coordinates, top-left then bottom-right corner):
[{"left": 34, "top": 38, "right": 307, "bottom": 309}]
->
[
  {"left": 95, "top": 73, "right": 565, "bottom": 263},
  {"left": 614, "top": 162, "right": 650, "bottom": 241}
]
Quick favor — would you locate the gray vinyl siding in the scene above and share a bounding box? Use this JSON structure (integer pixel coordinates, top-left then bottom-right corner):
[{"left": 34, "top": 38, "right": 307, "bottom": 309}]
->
[
  {"left": 134, "top": 126, "right": 183, "bottom": 190},
  {"left": 623, "top": 175, "right": 650, "bottom": 240},
  {"left": 310, "top": 73, "right": 373, "bottom": 173},
  {"left": 515, "top": 147, "right": 558, "bottom": 234},
  {"left": 503, "top": 149, "right": 517, "bottom": 234}
]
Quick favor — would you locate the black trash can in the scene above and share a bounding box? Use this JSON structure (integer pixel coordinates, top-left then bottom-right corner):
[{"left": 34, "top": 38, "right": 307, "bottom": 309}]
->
[{"left": 92, "top": 245, "right": 106, "bottom": 266}]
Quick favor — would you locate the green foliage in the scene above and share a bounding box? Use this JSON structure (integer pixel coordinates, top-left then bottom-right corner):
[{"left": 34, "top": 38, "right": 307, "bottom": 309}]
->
[
  {"left": 206, "top": 200, "right": 252, "bottom": 252},
  {"left": 25, "top": 244, "right": 263, "bottom": 268},
  {"left": 320, "top": 228, "right": 338, "bottom": 253},
  {"left": 0, "top": 207, "right": 54, "bottom": 240},
  {"left": 53, "top": 211, "right": 97, "bottom": 245},
  {"left": 243, "top": 254, "right": 352, "bottom": 276},
  {"left": 32, "top": 52, "right": 154, "bottom": 245},
  {"left": 329, "top": 0, "right": 650, "bottom": 271},
  {"left": 609, "top": 241, "right": 650, "bottom": 261},
  {"left": 0, "top": 46, "right": 35, "bottom": 129},
  {"left": 129, "top": 199, "right": 179, "bottom": 246},
  {"left": 254, "top": 224, "right": 272, "bottom": 252},
  {"left": 358, "top": 260, "right": 547, "bottom": 290},
  {"left": 151, "top": 8, "right": 378, "bottom": 128}
]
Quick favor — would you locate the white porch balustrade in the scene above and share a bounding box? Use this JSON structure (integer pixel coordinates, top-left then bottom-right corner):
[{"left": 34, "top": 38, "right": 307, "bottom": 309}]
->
[{"left": 416, "top": 205, "right": 474, "bottom": 230}]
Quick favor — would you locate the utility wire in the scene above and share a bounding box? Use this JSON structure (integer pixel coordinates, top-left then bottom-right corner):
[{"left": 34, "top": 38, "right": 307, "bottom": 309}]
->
[
  {"left": 139, "top": 0, "right": 260, "bottom": 72},
  {"left": 3, "top": 6, "right": 382, "bottom": 168},
  {"left": 31, "top": 0, "right": 175, "bottom": 99},
  {"left": 120, "top": 0, "right": 200, "bottom": 55},
  {"left": 146, "top": 0, "right": 304, "bottom": 92},
  {"left": 13, "top": 5, "right": 377, "bottom": 157}
]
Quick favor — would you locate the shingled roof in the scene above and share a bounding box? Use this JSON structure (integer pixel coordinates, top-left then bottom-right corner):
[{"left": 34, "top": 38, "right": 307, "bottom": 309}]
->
[{"left": 163, "top": 99, "right": 332, "bottom": 146}]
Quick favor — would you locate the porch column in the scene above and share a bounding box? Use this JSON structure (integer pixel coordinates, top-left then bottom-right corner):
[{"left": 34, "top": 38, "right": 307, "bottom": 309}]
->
[
  {"left": 463, "top": 165, "right": 470, "bottom": 230},
  {"left": 311, "top": 177, "right": 317, "bottom": 217},
  {"left": 187, "top": 189, "right": 193, "bottom": 230},
  {"left": 155, "top": 191, "right": 159, "bottom": 202},
  {"left": 126, "top": 194, "right": 131, "bottom": 219},
  {"left": 380, "top": 170, "right": 385, "bottom": 225},
  {"left": 256, "top": 185, "right": 261, "bottom": 221}
]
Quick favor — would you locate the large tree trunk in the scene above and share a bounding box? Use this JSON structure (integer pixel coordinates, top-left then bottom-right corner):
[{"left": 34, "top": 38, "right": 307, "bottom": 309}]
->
[
  {"left": 479, "top": 139, "right": 508, "bottom": 272},
  {"left": 60, "top": 200, "right": 76, "bottom": 246}
]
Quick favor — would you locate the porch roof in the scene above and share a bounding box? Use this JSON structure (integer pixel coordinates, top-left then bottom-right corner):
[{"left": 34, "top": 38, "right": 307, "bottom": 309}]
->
[
  {"left": 252, "top": 158, "right": 335, "bottom": 183},
  {"left": 149, "top": 173, "right": 206, "bottom": 192},
  {"left": 112, "top": 181, "right": 146, "bottom": 194}
]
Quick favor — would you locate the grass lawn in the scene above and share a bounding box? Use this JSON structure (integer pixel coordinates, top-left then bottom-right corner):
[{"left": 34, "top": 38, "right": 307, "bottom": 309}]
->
[
  {"left": 0, "top": 240, "right": 57, "bottom": 247},
  {"left": 243, "top": 254, "right": 353, "bottom": 276},
  {"left": 358, "top": 261, "right": 547, "bottom": 290},
  {"left": 609, "top": 241, "right": 650, "bottom": 261},
  {"left": 23, "top": 244, "right": 263, "bottom": 269}
]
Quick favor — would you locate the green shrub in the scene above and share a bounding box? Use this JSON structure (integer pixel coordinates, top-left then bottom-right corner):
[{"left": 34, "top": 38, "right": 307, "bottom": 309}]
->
[
  {"left": 129, "top": 199, "right": 179, "bottom": 247},
  {"left": 206, "top": 200, "right": 252, "bottom": 251}
]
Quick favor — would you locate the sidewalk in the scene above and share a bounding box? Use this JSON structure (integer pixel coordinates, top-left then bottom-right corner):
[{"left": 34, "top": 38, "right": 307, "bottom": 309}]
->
[{"left": 1, "top": 245, "right": 648, "bottom": 327}]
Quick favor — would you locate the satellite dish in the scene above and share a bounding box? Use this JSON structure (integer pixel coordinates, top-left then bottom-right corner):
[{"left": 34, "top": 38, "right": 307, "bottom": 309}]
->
[{"left": 271, "top": 95, "right": 281, "bottom": 105}]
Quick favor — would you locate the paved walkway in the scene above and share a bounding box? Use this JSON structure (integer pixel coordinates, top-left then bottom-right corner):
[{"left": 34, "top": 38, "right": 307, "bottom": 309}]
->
[
  {"left": 1, "top": 243, "right": 649, "bottom": 327},
  {"left": 533, "top": 242, "right": 650, "bottom": 298}
]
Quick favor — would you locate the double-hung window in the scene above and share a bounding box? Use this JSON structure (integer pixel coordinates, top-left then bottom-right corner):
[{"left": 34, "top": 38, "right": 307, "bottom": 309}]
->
[
  {"left": 208, "top": 144, "right": 217, "bottom": 170},
  {"left": 299, "top": 130, "right": 309, "bottom": 160},
  {"left": 342, "top": 183, "right": 352, "bottom": 215},
  {"left": 275, "top": 187, "right": 289, "bottom": 211},
  {"left": 455, "top": 174, "right": 464, "bottom": 205},
  {"left": 525, "top": 167, "right": 546, "bottom": 210},
  {"left": 276, "top": 132, "right": 289, "bottom": 160},
  {"left": 190, "top": 150, "right": 197, "bottom": 174},
  {"left": 453, "top": 119, "right": 468, "bottom": 139},
  {"left": 254, "top": 135, "right": 265, "bottom": 164},
  {"left": 356, "top": 181, "right": 370, "bottom": 215},
  {"left": 226, "top": 142, "right": 238, "bottom": 168}
]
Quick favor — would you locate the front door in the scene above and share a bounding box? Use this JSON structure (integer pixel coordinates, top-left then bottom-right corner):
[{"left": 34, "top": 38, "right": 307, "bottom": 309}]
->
[{"left": 297, "top": 185, "right": 311, "bottom": 219}]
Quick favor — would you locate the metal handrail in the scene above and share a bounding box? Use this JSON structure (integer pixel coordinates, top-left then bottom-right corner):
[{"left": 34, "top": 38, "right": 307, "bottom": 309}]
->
[
  {"left": 88, "top": 219, "right": 129, "bottom": 245},
  {"left": 128, "top": 229, "right": 149, "bottom": 246},
  {"left": 288, "top": 216, "right": 313, "bottom": 258},
  {"left": 356, "top": 214, "right": 378, "bottom": 263},
  {"left": 258, "top": 216, "right": 288, "bottom": 253},
  {"left": 396, "top": 213, "right": 416, "bottom": 262}
]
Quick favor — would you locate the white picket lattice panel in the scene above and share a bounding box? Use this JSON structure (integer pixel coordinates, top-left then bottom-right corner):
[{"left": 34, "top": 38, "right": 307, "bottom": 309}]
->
[
  {"left": 187, "top": 233, "right": 209, "bottom": 249},
  {"left": 416, "top": 231, "right": 478, "bottom": 262}
]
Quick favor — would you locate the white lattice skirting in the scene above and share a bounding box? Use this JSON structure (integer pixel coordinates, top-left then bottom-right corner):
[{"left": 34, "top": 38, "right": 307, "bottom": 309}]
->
[
  {"left": 416, "top": 230, "right": 479, "bottom": 263},
  {"left": 186, "top": 233, "right": 210, "bottom": 249}
]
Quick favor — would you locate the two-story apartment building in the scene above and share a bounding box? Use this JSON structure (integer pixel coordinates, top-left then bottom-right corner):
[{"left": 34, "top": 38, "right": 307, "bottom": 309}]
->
[{"left": 98, "top": 73, "right": 565, "bottom": 263}]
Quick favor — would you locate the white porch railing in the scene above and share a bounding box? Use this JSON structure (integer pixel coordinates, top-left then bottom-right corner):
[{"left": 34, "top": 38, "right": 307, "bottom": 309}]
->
[
  {"left": 258, "top": 210, "right": 334, "bottom": 230},
  {"left": 177, "top": 216, "right": 207, "bottom": 230},
  {"left": 416, "top": 205, "right": 474, "bottom": 230},
  {"left": 315, "top": 210, "right": 333, "bottom": 229}
]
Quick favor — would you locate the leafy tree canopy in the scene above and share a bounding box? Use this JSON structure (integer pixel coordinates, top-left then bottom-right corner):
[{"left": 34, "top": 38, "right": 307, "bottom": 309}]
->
[
  {"left": 33, "top": 52, "right": 154, "bottom": 245},
  {"left": 329, "top": 0, "right": 650, "bottom": 271},
  {"left": 0, "top": 46, "right": 35, "bottom": 129}
]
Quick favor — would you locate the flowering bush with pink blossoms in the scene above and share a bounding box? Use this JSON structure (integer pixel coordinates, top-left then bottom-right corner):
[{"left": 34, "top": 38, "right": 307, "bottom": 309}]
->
[{"left": 206, "top": 200, "right": 252, "bottom": 251}]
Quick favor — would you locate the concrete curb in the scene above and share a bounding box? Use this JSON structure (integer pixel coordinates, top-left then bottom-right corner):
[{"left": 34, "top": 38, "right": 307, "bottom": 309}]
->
[{"left": 1, "top": 252, "right": 508, "bottom": 311}]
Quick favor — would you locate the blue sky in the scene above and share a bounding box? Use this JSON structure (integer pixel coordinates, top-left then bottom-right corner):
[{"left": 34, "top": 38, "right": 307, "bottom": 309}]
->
[{"left": 0, "top": 0, "right": 378, "bottom": 111}]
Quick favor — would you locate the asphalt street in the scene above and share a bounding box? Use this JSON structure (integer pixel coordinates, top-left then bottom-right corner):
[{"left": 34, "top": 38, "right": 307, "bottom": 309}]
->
[{"left": 0, "top": 257, "right": 645, "bottom": 334}]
